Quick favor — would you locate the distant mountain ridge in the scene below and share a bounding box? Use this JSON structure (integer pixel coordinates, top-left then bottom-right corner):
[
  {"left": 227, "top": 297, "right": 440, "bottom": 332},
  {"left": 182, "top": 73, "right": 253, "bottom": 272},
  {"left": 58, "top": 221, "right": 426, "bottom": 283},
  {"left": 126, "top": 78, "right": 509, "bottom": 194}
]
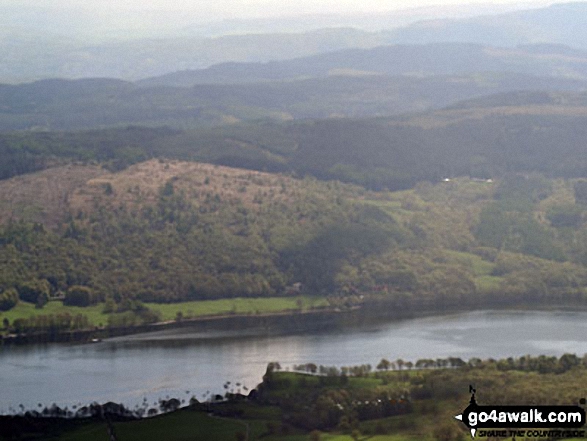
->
[
  {"left": 138, "top": 43, "right": 587, "bottom": 87},
  {"left": 0, "top": 28, "right": 383, "bottom": 83},
  {"left": 1, "top": 71, "right": 587, "bottom": 131},
  {"left": 0, "top": 2, "right": 586, "bottom": 82},
  {"left": 386, "top": 2, "right": 587, "bottom": 49}
]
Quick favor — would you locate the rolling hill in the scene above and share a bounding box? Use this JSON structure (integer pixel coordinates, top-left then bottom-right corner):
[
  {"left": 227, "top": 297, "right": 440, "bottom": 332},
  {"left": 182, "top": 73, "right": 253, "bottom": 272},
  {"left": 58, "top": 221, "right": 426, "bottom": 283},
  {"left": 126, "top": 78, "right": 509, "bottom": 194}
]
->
[
  {"left": 3, "top": 91, "right": 587, "bottom": 190},
  {"left": 0, "top": 158, "right": 586, "bottom": 321},
  {"left": 2, "top": 90, "right": 587, "bottom": 326},
  {"left": 1, "top": 70, "right": 586, "bottom": 131},
  {"left": 138, "top": 42, "right": 587, "bottom": 87},
  {"left": 386, "top": 2, "right": 587, "bottom": 49},
  {"left": 2, "top": 3, "right": 586, "bottom": 83},
  {"left": 0, "top": 28, "right": 383, "bottom": 83}
]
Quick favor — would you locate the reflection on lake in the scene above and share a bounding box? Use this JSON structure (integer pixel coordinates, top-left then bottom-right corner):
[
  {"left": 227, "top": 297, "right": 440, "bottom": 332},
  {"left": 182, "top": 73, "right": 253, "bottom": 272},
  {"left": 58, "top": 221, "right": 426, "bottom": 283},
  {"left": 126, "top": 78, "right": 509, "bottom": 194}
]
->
[{"left": 2, "top": 310, "right": 587, "bottom": 412}]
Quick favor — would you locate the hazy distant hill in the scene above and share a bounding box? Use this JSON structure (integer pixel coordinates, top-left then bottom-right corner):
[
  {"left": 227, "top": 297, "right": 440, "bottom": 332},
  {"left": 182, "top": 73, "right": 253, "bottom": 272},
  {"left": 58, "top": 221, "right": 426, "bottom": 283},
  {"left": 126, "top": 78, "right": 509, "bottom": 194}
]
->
[
  {"left": 1, "top": 73, "right": 586, "bottom": 131},
  {"left": 446, "top": 89, "right": 587, "bottom": 109},
  {"left": 386, "top": 2, "right": 587, "bottom": 49},
  {"left": 0, "top": 28, "right": 383, "bottom": 83},
  {"left": 1, "top": 3, "right": 586, "bottom": 83},
  {"left": 0, "top": 3, "right": 532, "bottom": 42},
  {"left": 139, "top": 43, "right": 587, "bottom": 87}
]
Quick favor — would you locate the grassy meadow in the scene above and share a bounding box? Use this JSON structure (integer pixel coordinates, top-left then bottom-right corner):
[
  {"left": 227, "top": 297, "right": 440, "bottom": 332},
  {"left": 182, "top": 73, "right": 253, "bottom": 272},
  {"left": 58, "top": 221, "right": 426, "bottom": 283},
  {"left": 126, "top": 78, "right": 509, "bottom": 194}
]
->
[{"left": 0, "top": 296, "right": 329, "bottom": 334}]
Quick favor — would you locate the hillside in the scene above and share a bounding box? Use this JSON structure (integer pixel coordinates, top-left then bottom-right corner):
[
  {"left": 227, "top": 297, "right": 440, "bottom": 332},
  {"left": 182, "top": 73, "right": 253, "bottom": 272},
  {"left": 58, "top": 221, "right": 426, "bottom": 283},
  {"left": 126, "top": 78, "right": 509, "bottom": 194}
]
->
[
  {"left": 2, "top": 92, "right": 587, "bottom": 332},
  {"left": 2, "top": 72, "right": 586, "bottom": 131},
  {"left": 386, "top": 2, "right": 587, "bottom": 49},
  {"left": 139, "top": 43, "right": 587, "bottom": 87},
  {"left": 0, "top": 164, "right": 107, "bottom": 228},
  {"left": 1, "top": 157, "right": 587, "bottom": 334},
  {"left": 4, "top": 3, "right": 585, "bottom": 83},
  {"left": 0, "top": 2, "right": 549, "bottom": 83},
  {"left": 4, "top": 91, "right": 587, "bottom": 190},
  {"left": 0, "top": 159, "right": 406, "bottom": 306},
  {"left": 0, "top": 28, "right": 383, "bottom": 83}
]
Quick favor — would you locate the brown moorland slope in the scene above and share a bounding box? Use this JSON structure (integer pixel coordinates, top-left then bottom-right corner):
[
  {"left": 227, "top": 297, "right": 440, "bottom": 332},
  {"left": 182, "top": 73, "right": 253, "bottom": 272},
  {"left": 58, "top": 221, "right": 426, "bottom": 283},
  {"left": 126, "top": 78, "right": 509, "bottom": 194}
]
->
[
  {"left": 0, "top": 159, "right": 354, "bottom": 230},
  {"left": 0, "top": 164, "right": 107, "bottom": 228}
]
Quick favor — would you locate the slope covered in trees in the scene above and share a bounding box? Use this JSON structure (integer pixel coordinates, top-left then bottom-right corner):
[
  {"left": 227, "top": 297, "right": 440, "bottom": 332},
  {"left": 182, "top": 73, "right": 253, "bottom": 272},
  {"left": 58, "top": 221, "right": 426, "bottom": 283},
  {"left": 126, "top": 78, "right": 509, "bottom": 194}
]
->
[
  {"left": 1, "top": 158, "right": 587, "bottom": 334},
  {"left": 1, "top": 73, "right": 585, "bottom": 131},
  {"left": 3, "top": 92, "right": 587, "bottom": 190},
  {"left": 1, "top": 93, "right": 587, "bottom": 332},
  {"left": 0, "top": 160, "right": 410, "bottom": 306}
]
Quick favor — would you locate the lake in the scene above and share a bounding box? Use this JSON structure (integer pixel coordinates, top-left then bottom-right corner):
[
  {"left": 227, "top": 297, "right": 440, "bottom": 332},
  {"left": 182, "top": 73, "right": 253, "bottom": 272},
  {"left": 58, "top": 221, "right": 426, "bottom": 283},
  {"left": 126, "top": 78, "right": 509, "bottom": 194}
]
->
[{"left": 2, "top": 309, "right": 587, "bottom": 413}]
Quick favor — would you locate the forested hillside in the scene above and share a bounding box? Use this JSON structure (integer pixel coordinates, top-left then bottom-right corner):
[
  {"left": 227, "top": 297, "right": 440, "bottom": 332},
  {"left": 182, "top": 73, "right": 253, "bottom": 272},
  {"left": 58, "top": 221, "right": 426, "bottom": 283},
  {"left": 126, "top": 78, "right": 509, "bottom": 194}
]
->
[
  {"left": 1, "top": 72, "right": 585, "bottom": 131},
  {"left": 1, "top": 156, "right": 587, "bottom": 333},
  {"left": 2, "top": 83, "right": 587, "bottom": 333},
  {"left": 3, "top": 92, "right": 587, "bottom": 190},
  {"left": 0, "top": 160, "right": 408, "bottom": 305}
]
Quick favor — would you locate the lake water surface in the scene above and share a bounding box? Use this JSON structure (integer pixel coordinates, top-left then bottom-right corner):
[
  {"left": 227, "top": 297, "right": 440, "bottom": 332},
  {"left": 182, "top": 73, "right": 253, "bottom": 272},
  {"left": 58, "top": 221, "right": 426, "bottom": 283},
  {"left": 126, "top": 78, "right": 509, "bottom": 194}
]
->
[{"left": 2, "top": 309, "right": 587, "bottom": 412}]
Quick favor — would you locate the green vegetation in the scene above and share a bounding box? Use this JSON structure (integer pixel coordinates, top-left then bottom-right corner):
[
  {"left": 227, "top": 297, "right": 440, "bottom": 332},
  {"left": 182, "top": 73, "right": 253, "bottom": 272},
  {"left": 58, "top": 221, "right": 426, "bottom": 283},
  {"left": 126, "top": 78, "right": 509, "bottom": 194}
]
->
[
  {"left": 1, "top": 72, "right": 585, "bottom": 132},
  {"left": 3, "top": 91, "right": 587, "bottom": 190},
  {"left": 2, "top": 92, "right": 587, "bottom": 336},
  {"left": 5, "top": 354, "right": 587, "bottom": 441},
  {"left": 145, "top": 296, "right": 329, "bottom": 321},
  {"left": 0, "top": 296, "right": 328, "bottom": 335},
  {"left": 0, "top": 288, "right": 18, "bottom": 312},
  {"left": 4, "top": 7, "right": 587, "bottom": 441},
  {"left": 1, "top": 161, "right": 587, "bottom": 336}
]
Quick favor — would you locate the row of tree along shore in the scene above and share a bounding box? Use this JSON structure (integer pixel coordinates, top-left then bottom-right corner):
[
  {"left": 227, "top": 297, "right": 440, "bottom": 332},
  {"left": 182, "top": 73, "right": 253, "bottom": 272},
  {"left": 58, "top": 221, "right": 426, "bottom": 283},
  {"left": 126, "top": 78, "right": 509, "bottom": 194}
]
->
[
  {"left": 3, "top": 352, "right": 587, "bottom": 441},
  {"left": 0, "top": 307, "right": 346, "bottom": 345},
  {"left": 4, "top": 294, "right": 587, "bottom": 346}
]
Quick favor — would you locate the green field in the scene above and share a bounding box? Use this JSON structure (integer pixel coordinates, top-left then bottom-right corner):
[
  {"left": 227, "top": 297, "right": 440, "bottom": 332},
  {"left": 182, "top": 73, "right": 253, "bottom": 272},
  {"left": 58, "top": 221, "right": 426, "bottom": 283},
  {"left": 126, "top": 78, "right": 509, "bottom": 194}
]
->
[
  {"left": 145, "top": 296, "right": 329, "bottom": 321},
  {"left": 0, "top": 296, "right": 330, "bottom": 333},
  {"left": 55, "top": 410, "right": 423, "bottom": 441},
  {"left": 0, "top": 301, "right": 108, "bottom": 327},
  {"left": 59, "top": 411, "right": 261, "bottom": 441}
]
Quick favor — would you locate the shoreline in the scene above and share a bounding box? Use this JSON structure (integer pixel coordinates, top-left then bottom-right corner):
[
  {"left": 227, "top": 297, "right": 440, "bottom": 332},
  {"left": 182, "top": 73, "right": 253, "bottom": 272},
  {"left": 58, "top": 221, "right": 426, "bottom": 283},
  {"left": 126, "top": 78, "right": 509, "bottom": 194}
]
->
[
  {"left": 0, "top": 306, "right": 349, "bottom": 346},
  {"left": 3, "top": 299, "right": 587, "bottom": 347}
]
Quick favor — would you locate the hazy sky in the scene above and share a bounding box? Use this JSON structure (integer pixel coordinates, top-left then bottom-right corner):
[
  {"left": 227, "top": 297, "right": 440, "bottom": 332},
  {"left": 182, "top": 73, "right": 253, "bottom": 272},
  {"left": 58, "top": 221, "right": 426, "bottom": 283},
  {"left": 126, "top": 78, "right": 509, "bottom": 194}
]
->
[{"left": 6, "top": 0, "right": 560, "bottom": 20}]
